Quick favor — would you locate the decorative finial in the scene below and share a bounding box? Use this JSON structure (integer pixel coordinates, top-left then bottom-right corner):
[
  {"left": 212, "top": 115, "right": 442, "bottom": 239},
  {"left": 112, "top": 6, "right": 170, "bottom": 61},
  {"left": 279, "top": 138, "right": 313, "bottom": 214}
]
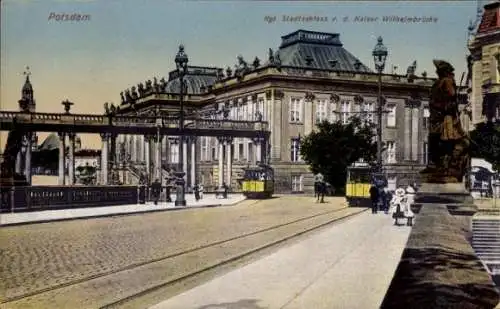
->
[{"left": 23, "top": 66, "right": 31, "bottom": 78}]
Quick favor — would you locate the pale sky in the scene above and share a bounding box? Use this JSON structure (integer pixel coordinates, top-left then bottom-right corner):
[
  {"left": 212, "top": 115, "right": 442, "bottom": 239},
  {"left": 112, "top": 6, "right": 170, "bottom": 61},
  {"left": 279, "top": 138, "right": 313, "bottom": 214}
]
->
[{"left": 0, "top": 0, "right": 483, "bottom": 149}]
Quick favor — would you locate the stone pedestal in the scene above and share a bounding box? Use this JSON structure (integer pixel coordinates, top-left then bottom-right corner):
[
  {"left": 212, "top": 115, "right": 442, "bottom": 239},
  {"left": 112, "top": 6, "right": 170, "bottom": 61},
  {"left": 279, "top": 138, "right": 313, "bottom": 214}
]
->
[{"left": 414, "top": 182, "right": 476, "bottom": 216}]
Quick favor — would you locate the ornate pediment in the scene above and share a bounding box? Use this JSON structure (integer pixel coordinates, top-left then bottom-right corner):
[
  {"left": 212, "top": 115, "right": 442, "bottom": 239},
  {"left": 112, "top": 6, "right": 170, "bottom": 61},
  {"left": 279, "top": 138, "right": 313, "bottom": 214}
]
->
[
  {"left": 405, "top": 97, "right": 421, "bottom": 108},
  {"left": 274, "top": 89, "right": 285, "bottom": 99},
  {"left": 305, "top": 92, "right": 315, "bottom": 101},
  {"left": 265, "top": 90, "right": 272, "bottom": 100},
  {"left": 353, "top": 95, "right": 364, "bottom": 104},
  {"left": 330, "top": 93, "right": 340, "bottom": 103}
]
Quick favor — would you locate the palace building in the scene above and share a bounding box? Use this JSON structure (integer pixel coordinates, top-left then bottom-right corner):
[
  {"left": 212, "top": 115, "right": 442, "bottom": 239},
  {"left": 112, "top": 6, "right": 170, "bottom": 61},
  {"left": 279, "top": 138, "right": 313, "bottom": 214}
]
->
[{"left": 112, "top": 29, "right": 434, "bottom": 193}]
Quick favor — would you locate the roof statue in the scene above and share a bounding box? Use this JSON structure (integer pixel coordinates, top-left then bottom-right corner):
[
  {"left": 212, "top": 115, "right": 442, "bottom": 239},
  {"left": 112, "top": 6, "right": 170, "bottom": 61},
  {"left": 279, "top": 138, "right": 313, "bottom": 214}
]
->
[
  {"left": 406, "top": 61, "right": 417, "bottom": 76},
  {"left": 131, "top": 86, "right": 138, "bottom": 99},
  {"left": 234, "top": 55, "right": 250, "bottom": 79},
  {"left": 406, "top": 60, "right": 417, "bottom": 82},
  {"left": 253, "top": 57, "right": 261, "bottom": 69},
  {"left": 268, "top": 48, "right": 274, "bottom": 63},
  {"left": 226, "top": 66, "right": 232, "bottom": 78}
]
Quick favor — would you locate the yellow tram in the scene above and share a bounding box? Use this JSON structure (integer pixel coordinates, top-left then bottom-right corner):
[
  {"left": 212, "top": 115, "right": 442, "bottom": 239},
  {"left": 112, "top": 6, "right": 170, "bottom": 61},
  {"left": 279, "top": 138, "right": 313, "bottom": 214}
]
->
[
  {"left": 345, "top": 164, "right": 386, "bottom": 207},
  {"left": 240, "top": 164, "right": 275, "bottom": 199}
]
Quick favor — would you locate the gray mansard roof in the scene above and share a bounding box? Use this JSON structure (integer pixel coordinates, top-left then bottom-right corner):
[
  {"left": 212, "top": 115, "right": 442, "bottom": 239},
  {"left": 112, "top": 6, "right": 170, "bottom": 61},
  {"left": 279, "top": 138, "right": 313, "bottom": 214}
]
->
[
  {"left": 165, "top": 66, "right": 222, "bottom": 95},
  {"left": 274, "top": 30, "right": 372, "bottom": 72},
  {"left": 164, "top": 30, "right": 372, "bottom": 95}
]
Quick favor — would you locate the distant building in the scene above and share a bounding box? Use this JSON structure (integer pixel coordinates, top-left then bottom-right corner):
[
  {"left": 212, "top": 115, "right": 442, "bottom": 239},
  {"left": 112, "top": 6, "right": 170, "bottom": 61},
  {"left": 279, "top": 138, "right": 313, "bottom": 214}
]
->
[
  {"left": 468, "top": 1, "right": 500, "bottom": 125},
  {"left": 116, "top": 29, "right": 435, "bottom": 193}
]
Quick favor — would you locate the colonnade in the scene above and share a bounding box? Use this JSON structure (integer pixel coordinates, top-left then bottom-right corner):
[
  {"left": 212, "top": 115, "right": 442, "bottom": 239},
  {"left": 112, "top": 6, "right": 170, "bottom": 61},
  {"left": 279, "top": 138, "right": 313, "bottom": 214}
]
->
[
  {"left": 216, "top": 136, "right": 267, "bottom": 187},
  {"left": 17, "top": 131, "right": 267, "bottom": 188},
  {"left": 14, "top": 132, "right": 35, "bottom": 185},
  {"left": 104, "top": 133, "right": 198, "bottom": 187}
]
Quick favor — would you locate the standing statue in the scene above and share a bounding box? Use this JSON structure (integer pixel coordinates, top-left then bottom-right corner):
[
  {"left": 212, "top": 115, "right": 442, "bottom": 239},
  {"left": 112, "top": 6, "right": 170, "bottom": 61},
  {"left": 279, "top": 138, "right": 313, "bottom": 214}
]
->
[{"left": 420, "top": 60, "right": 470, "bottom": 183}]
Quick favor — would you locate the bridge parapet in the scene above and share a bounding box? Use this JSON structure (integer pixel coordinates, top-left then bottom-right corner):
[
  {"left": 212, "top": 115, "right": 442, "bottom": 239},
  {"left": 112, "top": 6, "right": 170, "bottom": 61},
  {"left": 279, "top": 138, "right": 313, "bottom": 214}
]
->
[
  {"left": 381, "top": 195, "right": 500, "bottom": 308},
  {"left": 1, "top": 185, "right": 139, "bottom": 212},
  {"left": 0, "top": 111, "right": 269, "bottom": 133}
]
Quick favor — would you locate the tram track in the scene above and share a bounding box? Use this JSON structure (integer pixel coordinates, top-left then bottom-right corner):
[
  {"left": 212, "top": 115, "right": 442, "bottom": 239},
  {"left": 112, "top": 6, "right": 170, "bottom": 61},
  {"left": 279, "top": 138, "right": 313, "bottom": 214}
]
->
[{"left": 2, "top": 206, "right": 367, "bottom": 309}]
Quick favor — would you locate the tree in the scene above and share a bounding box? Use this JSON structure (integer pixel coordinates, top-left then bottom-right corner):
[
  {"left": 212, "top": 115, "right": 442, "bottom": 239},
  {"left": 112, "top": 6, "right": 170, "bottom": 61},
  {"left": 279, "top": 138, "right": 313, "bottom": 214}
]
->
[
  {"left": 300, "top": 117, "right": 377, "bottom": 194},
  {"left": 470, "top": 121, "right": 500, "bottom": 172}
]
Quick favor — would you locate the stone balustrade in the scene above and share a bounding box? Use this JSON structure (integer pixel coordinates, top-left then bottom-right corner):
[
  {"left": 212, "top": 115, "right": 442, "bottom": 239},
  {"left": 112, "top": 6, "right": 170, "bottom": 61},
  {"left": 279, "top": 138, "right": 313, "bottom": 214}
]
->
[
  {"left": 1, "top": 185, "right": 139, "bottom": 212},
  {"left": 0, "top": 111, "right": 269, "bottom": 135}
]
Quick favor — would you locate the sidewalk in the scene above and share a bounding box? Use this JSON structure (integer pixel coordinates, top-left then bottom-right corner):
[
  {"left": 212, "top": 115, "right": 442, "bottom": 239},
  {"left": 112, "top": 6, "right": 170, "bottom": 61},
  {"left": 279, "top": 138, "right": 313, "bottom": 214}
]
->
[
  {"left": 0, "top": 194, "right": 245, "bottom": 226},
  {"left": 150, "top": 211, "right": 411, "bottom": 309}
]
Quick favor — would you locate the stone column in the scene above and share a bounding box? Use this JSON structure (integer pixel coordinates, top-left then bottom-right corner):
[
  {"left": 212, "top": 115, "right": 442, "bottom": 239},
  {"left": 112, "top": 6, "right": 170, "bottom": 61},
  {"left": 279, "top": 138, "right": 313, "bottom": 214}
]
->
[
  {"left": 218, "top": 137, "right": 224, "bottom": 187},
  {"left": 68, "top": 133, "right": 76, "bottom": 185},
  {"left": 15, "top": 151, "right": 22, "bottom": 175},
  {"left": 403, "top": 105, "right": 411, "bottom": 161},
  {"left": 304, "top": 92, "right": 315, "bottom": 135},
  {"left": 190, "top": 136, "right": 196, "bottom": 186},
  {"left": 144, "top": 135, "right": 151, "bottom": 183},
  {"left": 58, "top": 132, "right": 66, "bottom": 185},
  {"left": 24, "top": 133, "right": 32, "bottom": 185},
  {"left": 254, "top": 137, "right": 262, "bottom": 164},
  {"left": 226, "top": 137, "right": 233, "bottom": 187},
  {"left": 110, "top": 133, "right": 117, "bottom": 169},
  {"left": 130, "top": 135, "right": 136, "bottom": 162},
  {"left": 24, "top": 133, "right": 33, "bottom": 185},
  {"left": 183, "top": 138, "right": 188, "bottom": 182},
  {"left": 153, "top": 134, "right": 163, "bottom": 182},
  {"left": 411, "top": 103, "right": 420, "bottom": 161},
  {"left": 100, "top": 133, "right": 109, "bottom": 185},
  {"left": 271, "top": 90, "right": 284, "bottom": 159}
]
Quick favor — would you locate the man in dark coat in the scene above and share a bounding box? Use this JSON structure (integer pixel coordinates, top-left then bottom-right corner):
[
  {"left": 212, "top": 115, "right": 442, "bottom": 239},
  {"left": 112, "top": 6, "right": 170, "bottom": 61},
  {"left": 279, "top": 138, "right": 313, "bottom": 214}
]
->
[
  {"left": 151, "top": 179, "right": 162, "bottom": 205},
  {"left": 369, "top": 185, "right": 379, "bottom": 214}
]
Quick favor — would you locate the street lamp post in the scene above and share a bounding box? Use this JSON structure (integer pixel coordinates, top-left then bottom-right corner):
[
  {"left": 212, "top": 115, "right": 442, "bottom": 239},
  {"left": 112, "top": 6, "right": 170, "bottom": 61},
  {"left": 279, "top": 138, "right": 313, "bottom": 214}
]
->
[
  {"left": 372, "top": 36, "right": 388, "bottom": 172},
  {"left": 174, "top": 45, "right": 188, "bottom": 207}
]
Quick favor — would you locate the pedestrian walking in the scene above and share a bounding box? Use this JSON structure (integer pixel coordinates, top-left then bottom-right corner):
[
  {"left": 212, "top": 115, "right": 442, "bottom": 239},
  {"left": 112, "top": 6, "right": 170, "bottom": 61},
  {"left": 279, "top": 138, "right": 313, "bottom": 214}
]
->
[
  {"left": 194, "top": 183, "right": 200, "bottom": 201},
  {"left": 151, "top": 179, "right": 162, "bottom": 205},
  {"left": 199, "top": 184, "right": 204, "bottom": 200},
  {"left": 369, "top": 184, "right": 379, "bottom": 214},
  {"left": 222, "top": 183, "right": 228, "bottom": 199}
]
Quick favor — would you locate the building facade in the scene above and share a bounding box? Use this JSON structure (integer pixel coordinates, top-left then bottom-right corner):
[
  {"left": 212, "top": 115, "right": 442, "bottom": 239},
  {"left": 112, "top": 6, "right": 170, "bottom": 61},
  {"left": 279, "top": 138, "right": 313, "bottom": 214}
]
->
[
  {"left": 468, "top": 1, "right": 500, "bottom": 125},
  {"left": 115, "top": 30, "right": 435, "bottom": 193}
]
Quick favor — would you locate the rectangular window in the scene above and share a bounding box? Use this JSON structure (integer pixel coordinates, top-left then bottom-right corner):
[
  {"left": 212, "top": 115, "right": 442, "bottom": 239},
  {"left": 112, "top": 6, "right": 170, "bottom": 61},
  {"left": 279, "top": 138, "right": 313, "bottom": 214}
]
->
[
  {"left": 315, "top": 99, "right": 328, "bottom": 124},
  {"left": 386, "top": 104, "right": 396, "bottom": 127},
  {"left": 363, "top": 102, "right": 375, "bottom": 123},
  {"left": 211, "top": 147, "right": 216, "bottom": 161},
  {"left": 386, "top": 141, "right": 397, "bottom": 164},
  {"left": 257, "top": 98, "right": 265, "bottom": 121},
  {"left": 291, "top": 175, "right": 303, "bottom": 192},
  {"left": 423, "top": 107, "right": 430, "bottom": 129},
  {"left": 239, "top": 143, "right": 244, "bottom": 160},
  {"left": 387, "top": 176, "right": 397, "bottom": 191},
  {"left": 341, "top": 100, "right": 351, "bottom": 125},
  {"left": 201, "top": 137, "right": 208, "bottom": 161},
  {"left": 290, "top": 138, "right": 301, "bottom": 162},
  {"left": 249, "top": 100, "right": 256, "bottom": 121},
  {"left": 290, "top": 98, "right": 302, "bottom": 123},
  {"left": 170, "top": 142, "right": 179, "bottom": 164}
]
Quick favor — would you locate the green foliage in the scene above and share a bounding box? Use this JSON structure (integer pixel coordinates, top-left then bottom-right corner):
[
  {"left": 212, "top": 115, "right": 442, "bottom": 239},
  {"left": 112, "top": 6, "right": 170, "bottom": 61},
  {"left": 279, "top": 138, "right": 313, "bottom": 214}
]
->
[
  {"left": 470, "top": 122, "right": 500, "bottom": 172},
  {"left": 300, "top": 117, "right": 377, "bottom": 193}
]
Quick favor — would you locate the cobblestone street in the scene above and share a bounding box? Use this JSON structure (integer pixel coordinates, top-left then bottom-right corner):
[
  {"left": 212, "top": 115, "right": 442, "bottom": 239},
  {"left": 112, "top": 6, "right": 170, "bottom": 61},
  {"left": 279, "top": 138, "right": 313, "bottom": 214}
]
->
[{"left": 0, "top": 196, "right": 357, "bottom": 309}]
